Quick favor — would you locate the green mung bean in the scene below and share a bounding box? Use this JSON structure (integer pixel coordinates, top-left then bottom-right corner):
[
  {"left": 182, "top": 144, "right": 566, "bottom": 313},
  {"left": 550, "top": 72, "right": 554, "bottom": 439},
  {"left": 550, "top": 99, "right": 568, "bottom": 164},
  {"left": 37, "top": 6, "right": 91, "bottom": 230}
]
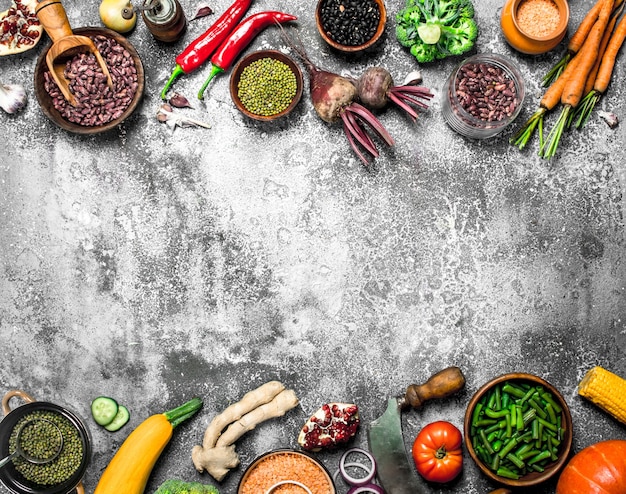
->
[
  {"left": 9, "top": 410, "right": 84, "bottom": 486},
  {"left": 238, "top": 57, "right": 297, "bottom": 117}
]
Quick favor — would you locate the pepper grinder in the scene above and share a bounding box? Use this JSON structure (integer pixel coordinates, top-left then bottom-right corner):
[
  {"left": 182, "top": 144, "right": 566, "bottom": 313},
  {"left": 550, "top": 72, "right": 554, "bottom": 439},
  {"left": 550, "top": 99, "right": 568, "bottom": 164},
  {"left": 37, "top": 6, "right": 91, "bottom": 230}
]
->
[{"left": 142, "top": 0, "right": 186, "bottom": 43}]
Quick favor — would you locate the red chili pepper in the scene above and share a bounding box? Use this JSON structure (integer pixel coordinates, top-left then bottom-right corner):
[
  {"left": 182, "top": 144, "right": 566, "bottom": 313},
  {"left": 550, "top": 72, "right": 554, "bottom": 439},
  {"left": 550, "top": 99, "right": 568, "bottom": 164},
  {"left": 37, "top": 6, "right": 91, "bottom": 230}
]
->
[
  {"left": 160, "top": 0, "right": 252, "bottom": 99},
  {"left": 197, "top": 11, "right": 298, "bottom": 99}
]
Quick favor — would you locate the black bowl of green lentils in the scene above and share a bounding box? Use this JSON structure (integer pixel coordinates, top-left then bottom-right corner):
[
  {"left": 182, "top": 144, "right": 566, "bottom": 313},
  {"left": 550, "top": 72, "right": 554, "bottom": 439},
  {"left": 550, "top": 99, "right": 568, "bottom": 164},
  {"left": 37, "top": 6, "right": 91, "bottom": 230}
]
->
[
  {"left": 0, "top": 398, "right": 91, "bottom": 494},
  {"left": 316, "top": 0, "right": 387, "bottom": 53},
  {"left": 230, "top": 50, "right": 303, "bottom": 122}
]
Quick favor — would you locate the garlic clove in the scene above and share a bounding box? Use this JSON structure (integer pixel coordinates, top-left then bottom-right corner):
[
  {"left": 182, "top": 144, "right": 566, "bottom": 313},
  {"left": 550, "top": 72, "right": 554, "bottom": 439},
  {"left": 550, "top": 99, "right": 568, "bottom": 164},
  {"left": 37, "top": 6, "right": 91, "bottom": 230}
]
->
[
  {"left": 402, "top": 70, "right": 423, "bottom": 86},
  {"left": 190, "top": 2, "right": 213, "bottom": 21},
  {"left": 0, "top": 83, "right": 27, "bottom": 114},
  {"left": 598, "top": 110, "right": 619, "bottom": 129},
  {"left": 168, "top": 92, "right": 193, "bottom": 108}
]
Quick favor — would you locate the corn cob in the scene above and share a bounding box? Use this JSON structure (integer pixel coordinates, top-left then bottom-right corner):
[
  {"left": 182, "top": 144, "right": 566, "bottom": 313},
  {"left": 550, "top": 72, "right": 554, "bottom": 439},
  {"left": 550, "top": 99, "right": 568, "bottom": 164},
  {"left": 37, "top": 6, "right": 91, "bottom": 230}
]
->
[{"left": 578, "top": 366, "right": 626, "bottom": 425}]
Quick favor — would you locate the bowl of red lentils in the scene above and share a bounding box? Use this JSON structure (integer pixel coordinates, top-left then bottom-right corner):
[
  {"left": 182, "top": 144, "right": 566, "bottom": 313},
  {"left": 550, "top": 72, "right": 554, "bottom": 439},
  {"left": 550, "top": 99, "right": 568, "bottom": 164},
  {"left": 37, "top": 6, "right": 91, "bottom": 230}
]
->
[
  {"left": 500, "top": 0, "right": 569, "bottom": 55},
  {"left": 441, "top": 53, "right": 525, "bottom": 139},
  {"left": 230, "top": 50, "right": 303, "bottom": 122},
  {"left": 34, "top": 26, "right": 144, "bottom": 135},
  {"left": 237, "top": 449, "right": 336, "bottom": 494},
  {"left": 315, "top": 0, "right": 386, "bottom": 53}
]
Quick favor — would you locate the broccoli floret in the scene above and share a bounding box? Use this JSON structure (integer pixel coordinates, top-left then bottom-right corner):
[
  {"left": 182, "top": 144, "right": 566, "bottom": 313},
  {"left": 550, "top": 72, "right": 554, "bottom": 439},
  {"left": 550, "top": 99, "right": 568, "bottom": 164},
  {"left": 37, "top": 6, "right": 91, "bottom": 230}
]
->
[
  {"left": 153, "top": 479, "right": 219, "bottom": 494},
  {"left": 441, "top": 17, "right": 478, "bottom": 54},
  {"left": 394, "top": 0, "right": 478, "bottom": 62},
  {"left": 410, "top": 42, "right": 439, "bottom": 63},
  {"left": 396, "top": 23, "right": 418, "bottom": 47}
]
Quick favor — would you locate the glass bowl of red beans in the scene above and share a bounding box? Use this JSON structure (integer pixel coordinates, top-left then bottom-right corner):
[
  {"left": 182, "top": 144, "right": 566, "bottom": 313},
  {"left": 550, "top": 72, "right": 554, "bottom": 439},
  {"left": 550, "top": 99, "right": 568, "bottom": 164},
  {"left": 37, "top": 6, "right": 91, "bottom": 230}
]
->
[{"left": 441, "top": 53, "right": 526, "bottom": 139}]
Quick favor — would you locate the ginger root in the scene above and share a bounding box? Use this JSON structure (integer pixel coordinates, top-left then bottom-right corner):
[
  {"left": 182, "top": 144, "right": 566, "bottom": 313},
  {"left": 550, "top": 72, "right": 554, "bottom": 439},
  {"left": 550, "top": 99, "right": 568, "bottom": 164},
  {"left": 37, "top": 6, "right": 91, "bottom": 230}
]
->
[{"left": 192, "top": 381, "right": 299, "bottom": 481}]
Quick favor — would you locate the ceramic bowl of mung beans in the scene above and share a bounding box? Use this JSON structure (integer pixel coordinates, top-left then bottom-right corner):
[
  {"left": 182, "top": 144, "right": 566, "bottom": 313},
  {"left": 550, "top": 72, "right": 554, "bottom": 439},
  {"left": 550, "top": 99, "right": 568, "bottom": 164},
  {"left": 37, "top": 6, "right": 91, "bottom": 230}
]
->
[
  {"left": 230, "top": 50, "right": 303, "bottom": 122},
  {"left": 0, "top": 390, "right": 92, "bottom": 494},
  {"left": 441, "top": 53, "right": 525, "bottom": 139},
  {"left": 34, "top": 26, "right": 144, "bottom": 135},
  {"left": 464, "top": 373, "right": 573, "bottom": 488},
  {"left": 316, "top": 0, "right": 386, "bottom": 53}
]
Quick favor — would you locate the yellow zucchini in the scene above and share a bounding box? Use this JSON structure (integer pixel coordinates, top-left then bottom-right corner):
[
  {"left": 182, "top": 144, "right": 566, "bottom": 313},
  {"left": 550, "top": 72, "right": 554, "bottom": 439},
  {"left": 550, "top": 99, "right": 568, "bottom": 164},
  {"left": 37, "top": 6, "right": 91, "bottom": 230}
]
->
[{"left": 94, "top": 397, "right": 203, "bottom": 494}]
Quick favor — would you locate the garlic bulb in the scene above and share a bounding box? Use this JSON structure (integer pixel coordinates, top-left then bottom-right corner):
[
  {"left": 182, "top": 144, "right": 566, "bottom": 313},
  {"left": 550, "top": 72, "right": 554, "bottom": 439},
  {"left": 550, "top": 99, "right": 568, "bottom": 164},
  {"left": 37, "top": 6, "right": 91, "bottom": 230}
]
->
[{"left": 0, "top": 83, "right": 27, "bottom": 114}]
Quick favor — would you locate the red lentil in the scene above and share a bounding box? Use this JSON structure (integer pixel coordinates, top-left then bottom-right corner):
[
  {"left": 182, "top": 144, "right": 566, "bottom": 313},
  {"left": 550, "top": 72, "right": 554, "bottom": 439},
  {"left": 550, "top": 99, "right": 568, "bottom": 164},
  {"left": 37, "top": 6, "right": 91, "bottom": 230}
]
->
[
  {"left": 240, "top": 451, "right": 334, "bottom": 494},
  {"left": 516, "top": 0, "right": 561, "bottom": 38}
]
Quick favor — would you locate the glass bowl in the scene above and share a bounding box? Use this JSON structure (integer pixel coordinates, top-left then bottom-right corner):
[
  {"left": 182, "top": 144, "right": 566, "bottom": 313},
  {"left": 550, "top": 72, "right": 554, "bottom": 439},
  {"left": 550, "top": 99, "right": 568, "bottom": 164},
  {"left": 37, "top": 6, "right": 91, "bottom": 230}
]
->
[{"left": 441, "top": 53, "right": 525, "bottom": 139}]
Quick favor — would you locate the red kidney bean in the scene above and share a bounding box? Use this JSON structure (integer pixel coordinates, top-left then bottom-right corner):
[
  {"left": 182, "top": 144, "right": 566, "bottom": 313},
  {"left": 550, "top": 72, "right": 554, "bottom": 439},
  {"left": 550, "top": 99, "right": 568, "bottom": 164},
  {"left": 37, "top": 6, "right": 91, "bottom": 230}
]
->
[
  {"left": 454, "top": 61, "right": 519, "bottom": 123},
  {"left": 43, "top": 35, "right": 138, "bottom": 127}
]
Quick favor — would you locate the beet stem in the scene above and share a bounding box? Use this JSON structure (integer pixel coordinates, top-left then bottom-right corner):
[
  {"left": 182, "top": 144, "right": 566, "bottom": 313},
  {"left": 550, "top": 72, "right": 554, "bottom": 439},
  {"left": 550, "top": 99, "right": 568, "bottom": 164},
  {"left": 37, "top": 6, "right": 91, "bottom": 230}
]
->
[
  {"left": 343, "top": 120, "right": 372, "bottom": 166},
  {"left": 347, "top": 102, "right": 395, "bottom": 147},
  {"left": 342, "top": 110, "right": 379, "bottom": 158},
  {"left": 387, "top": 91, "right": 419, "bottom": 121}
]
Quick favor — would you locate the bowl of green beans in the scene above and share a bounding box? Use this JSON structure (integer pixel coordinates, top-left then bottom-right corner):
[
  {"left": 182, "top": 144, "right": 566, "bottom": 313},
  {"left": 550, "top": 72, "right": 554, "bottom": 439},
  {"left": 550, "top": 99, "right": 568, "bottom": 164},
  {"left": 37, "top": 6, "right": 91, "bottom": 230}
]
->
[
  {"left": 464, "top": 373, "right": 573, "bottom": 488},
  {"left": 230, "top": 50, "right": 303, "bottom": 122}
]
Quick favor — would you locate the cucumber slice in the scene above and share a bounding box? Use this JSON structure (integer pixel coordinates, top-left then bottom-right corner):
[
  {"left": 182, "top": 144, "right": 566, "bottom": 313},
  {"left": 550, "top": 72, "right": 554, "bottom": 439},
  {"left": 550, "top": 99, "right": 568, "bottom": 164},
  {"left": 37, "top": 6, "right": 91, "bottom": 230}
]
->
[
  {"left": 91, "top": 396, "right": 119, "bottom": 426},
  {"left": 104, "top": 405, "right": 130, "bottom": 432}
]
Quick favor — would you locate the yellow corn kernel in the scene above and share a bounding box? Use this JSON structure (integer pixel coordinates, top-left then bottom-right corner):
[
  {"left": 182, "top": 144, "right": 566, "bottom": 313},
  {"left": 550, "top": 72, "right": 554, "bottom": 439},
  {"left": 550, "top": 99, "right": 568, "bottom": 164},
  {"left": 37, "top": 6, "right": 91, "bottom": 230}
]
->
[{"left": 578, "top": 366, "right": 626, "bottom": 425}]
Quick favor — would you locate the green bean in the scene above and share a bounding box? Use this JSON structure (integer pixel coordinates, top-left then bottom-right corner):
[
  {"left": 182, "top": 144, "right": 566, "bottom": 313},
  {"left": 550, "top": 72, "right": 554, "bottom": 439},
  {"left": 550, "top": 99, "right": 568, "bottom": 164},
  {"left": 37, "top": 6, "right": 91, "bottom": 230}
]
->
[
  {"left": 485, "top": 408, "right": 510, "bottom": 419},
  {"left": 506, "top": 453, "right": 525, "bottom": 470},
  {"left": 497, "top": 466, "right": 520, "bottom": 479}
]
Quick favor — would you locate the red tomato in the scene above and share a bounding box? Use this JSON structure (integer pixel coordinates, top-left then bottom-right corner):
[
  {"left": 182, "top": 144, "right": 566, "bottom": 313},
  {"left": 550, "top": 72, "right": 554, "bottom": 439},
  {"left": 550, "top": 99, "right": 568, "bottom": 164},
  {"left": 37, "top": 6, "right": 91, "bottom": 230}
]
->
[{"left": 412, "top": 420, "right": 463, "bottom": 483}]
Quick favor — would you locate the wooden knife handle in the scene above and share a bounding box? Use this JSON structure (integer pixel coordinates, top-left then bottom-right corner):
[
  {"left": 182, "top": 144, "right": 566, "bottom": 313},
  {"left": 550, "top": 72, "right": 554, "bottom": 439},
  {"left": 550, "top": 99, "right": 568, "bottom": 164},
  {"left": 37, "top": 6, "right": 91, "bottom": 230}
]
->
[{"left": 401, "top": 366, "right": 466, "bottom": 410}]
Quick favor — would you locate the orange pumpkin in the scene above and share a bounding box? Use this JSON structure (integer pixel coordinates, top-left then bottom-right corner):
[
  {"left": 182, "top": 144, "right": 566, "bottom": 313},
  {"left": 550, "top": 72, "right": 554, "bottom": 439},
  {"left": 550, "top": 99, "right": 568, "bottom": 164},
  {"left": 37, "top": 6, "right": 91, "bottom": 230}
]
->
[{"left": 556, "top": 440, "right": 626, "bottom": 494}]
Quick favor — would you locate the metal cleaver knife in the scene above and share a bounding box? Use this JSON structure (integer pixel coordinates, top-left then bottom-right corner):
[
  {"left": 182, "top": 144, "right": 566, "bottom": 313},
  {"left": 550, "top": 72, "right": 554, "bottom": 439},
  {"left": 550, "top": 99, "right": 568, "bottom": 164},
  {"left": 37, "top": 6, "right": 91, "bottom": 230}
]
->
[{"left": 368, "top": 366, "right": 466, "bottom": 493}]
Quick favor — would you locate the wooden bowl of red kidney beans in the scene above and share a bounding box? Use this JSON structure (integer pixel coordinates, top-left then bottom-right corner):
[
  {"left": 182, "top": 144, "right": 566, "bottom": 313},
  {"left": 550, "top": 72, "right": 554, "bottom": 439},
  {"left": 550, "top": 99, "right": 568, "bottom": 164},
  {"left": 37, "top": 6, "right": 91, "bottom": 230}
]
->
[
  {"left": 315, "top": 0, "right": 386, "bottom": 53},
  {"left": 34, "top": 27, "right": 144, "bottom": 135}
]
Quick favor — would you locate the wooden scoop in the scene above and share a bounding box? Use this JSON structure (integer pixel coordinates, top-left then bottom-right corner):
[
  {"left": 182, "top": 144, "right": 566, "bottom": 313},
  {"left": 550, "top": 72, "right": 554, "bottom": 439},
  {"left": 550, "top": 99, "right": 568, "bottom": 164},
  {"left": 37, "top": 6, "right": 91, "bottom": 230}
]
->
[{"left": 35, "top": 0, "right": 113, "bottom": 107}]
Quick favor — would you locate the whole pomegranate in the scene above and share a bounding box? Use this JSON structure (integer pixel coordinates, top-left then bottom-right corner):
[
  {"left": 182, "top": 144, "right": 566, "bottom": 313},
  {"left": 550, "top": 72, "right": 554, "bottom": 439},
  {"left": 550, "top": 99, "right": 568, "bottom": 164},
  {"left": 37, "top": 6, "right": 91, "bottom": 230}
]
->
[{"left": 556, "top": 440, "right": 626, "bottom": 494}]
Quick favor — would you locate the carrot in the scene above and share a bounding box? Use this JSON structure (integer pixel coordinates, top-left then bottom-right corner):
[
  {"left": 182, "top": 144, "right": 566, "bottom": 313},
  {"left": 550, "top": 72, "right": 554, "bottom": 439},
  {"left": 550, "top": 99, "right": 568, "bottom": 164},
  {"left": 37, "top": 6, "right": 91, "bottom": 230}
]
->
[
  {"left": 541, "top": 0, "right": 615, "bottom": 158},
  {"left": 542, "top": 0, "right": 624, "bottom": 86},
  {"left": 510, "top": 52, "right": 581, "bottom": 149},
  {"left": 593, "top": 10, "right": 626, "bottom": 91},
  {"left": 574, "top": 2, "right": 625, "bottom": 127},
  {"left": 562, "top": 0, "right": 614, "bottom": 107},
  {"left": 542, "top": 0, "right": 605, "bottom": 86}
]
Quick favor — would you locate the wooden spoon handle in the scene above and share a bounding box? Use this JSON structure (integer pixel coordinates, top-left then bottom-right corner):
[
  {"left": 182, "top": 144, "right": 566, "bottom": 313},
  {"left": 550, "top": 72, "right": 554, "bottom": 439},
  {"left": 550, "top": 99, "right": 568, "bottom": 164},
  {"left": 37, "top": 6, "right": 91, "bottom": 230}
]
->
[{"left": 36, "top": 0, "right": 73, "bottom": 42}]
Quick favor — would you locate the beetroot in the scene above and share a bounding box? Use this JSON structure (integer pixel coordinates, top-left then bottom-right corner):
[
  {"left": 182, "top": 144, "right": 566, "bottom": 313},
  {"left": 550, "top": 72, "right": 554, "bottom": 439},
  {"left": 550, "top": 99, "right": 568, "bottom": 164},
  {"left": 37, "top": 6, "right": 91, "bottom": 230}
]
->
[
  {"left": 356, "top": 66, "right": 433, "bottom": 121},
  {"left": 280, "top": 28, "right": 394, "bottom": 167}
]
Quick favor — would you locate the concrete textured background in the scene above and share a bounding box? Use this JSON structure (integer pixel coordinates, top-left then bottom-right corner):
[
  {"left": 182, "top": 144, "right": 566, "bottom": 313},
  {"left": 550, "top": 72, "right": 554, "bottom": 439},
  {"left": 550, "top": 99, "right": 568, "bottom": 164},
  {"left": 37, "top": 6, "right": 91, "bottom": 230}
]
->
[{"left": 1, "top": 0, "right": 626, "bottom": 492}]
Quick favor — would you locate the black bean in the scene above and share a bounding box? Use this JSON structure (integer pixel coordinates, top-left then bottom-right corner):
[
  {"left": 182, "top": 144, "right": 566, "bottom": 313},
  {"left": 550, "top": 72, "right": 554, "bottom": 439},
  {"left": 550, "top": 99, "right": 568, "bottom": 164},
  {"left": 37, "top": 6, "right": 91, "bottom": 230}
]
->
[{"left": 319, "top": 0, "right": 380, "bottom": 46}]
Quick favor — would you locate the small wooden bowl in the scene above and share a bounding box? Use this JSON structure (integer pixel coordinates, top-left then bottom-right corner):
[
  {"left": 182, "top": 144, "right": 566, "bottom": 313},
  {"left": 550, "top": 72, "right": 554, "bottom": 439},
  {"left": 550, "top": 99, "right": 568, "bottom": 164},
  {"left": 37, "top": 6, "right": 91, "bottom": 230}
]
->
[
  {"left": 464, "top": 373, "right": 573, "bottom": 488},
  {"left": 34, "top": 27, "right": 144, "bottom": 135},
  {"left": 230, "top": 50, "right": 303, "bottom": 122},
  {"left": 316, "top": 0, "right": 386, "bottom": 53}
]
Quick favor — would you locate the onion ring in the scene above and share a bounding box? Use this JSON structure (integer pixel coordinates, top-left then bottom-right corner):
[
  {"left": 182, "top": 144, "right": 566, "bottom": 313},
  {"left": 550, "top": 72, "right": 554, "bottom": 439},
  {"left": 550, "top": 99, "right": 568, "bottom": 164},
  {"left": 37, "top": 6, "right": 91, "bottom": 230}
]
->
[
  {"left": 347, "top": 484, "right": 385, "bottom": 494},
  {"left": 339, "top": 447, "right": 377, "bottom": 486},
  {"left": 266, "top": 480, "right": 313, "bottom": 494}
]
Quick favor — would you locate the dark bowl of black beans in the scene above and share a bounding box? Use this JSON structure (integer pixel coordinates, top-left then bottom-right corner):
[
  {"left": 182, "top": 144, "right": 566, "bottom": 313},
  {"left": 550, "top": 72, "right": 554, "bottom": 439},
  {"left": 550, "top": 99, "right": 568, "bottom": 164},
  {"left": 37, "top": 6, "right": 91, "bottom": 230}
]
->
[
  {"left": 316, "top": 0, "right": 387, "bottom": 53},
  {"left": 34, "top": 26, "right": 145, "bottom": 135},
  {"left": 441, "top": 53, "right": 525, "bottom": 139}
]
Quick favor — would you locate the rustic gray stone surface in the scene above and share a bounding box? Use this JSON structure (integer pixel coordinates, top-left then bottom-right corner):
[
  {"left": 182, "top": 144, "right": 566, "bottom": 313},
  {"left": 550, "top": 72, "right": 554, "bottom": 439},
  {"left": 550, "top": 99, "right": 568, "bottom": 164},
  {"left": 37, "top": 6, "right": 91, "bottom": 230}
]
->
[{"left": 1, "top": 0, "right": 626, "bottom": 493}]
